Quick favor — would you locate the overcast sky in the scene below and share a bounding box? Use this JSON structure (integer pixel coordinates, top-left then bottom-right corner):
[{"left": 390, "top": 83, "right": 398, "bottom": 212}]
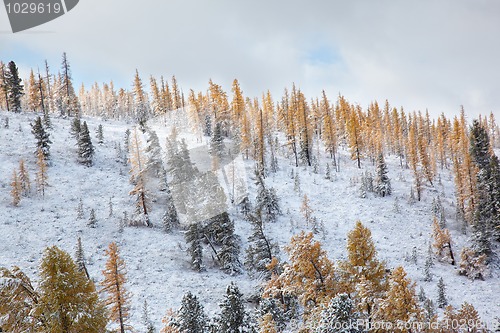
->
[{"left": 1, "top": 0, "right": 499, "bottom": 119}]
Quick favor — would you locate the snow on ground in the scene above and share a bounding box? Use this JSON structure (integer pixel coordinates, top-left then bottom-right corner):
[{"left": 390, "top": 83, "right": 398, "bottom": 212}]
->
[{"left": 0, "top": 110, "right": 498, "bottom": 331}]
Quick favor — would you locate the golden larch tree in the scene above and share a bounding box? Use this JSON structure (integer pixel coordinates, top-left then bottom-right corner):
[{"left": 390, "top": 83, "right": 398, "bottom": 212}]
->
[
  {"left": 36, "top": 246, "right": 108, "bottom": 333},
  {"left": 347, "top": 105, "right": 363, "bottom": 168},
  {"left": 432, "top": 217, "right": 455, "bottom": 264},
  {"left": 259, "top": 313, "right": 278, "bottom": 333},
  {"left": 101, "top": 242, "right": 132, "bottom": 333},
  {"left": 0, "top": 266, "right": 39, "bottom": 332},
  {"left": 171, "top": 75, "right": 181, "bottom": 110},
  {"left": 10, "top": 169, "right": 21, "bottom": 206},
  {"left": 300, "top": 194, "right": 314, "bottom": 227},
  {"left": 161, "top": 76, "right": 173, "bottom": 111},
  {"left": 27, "top": 69, "right": 40, "bottom": 111},
  {"left": 374, "top": 266, "right": 422, "bottom": 333},
  {"left": 231, "top": 78, "right": 245, "bottom": 124},
  {"left": 339, "top": 221, "right": 387, "bottom": 323},
  {"left": 281, "top": 231, "right": 336, "bottom": 313},
  {"left": 36, "top": 147, "right": 48, "bottom": 198}
]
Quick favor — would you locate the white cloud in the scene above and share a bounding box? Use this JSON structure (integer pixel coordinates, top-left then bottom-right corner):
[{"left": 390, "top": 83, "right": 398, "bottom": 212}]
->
[{"left": 1, "top": 0, "right": 499, "bottom": 119}]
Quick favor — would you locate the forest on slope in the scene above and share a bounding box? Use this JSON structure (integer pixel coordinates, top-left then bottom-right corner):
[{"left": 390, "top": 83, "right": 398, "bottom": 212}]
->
[{"left": 0, "top": 55, "right": 499, "bottom": 332}]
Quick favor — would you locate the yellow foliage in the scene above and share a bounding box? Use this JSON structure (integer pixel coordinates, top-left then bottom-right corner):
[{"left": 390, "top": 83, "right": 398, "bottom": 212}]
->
[{"left": 101, "top": 242, "right": 132, "bottom": 333}]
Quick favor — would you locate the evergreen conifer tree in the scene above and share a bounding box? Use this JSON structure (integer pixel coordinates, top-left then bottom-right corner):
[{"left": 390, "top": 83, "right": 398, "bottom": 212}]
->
[
  {"left": 96, "top": 124, "right": 104, "bottom": 144},
  {"left": 75, "top": 237, "right": 90, "bottom": 279},
  {"left": 144, "top": 129, "right": 163, "bottom": 177},
  {"left": 88, "top": 208, "right": 97, "bottom": 228},
  {"left": 60, "top": 52, "right": 80, "bottom": 117},
  {"left": 218, "top": 217, "right": 241, "bottom": 275},
  {"left": 470, "top": 120, "right": 494, "bottom": 259},
  {"left": 210, "top": 122, "right": 225, "bottom": 157},
  {"left": 76, "top": 198, "right": 84, "bottom": 219},
  {"left": 31, "top": 116, "right": 51, "bottom": 159},
  {"left": 488, "top": 155, "right": 500, "bottom": 241},
  {"left": 374, "top": 153, "right": 391, "bottom": 197},
  {"left": 325, "top": 163, "right": 331, "bottom": 181},
  {"left": 316, "top": 293, "right": 360, "bottom": 333},
  {"left": 70, "top": 116, "right": 81, "bottom": 139},
  {"left": 255, "top": 175, "right": 281, "bottom": 223},
  {"left": 5, "top": 61, "right": 24, "bottom": 112},
  {"left": 178, "top": 291, "right": 207, "bottom": 333},
  {"left": 162, "top": 196, "right": 180, "bottom": 233},
  {"left": 185, "top": 223, "right": 204, "bottom": 272},
  {"left": 257, "top": 298, "right": 287, "bottom": 332},
  {"left": 78, "top": 121, "right": 95, "bottom": 166},
  {"left": 142, "top": 300, "right": 156, "bottom": 333},
  {"left": 437, "top": 277, "right": 447, "bottom": 308},
  {"left": 245, "top": 211, "right": 279, "bottom": 277},
  {"left": 216, "top": 282, "right": 246, "bottom": 333}
]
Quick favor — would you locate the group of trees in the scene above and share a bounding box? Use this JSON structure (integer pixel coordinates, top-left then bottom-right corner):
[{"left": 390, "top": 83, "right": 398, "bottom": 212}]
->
[
  {"left": 1, "top": 53, "right": 79, "bottom": 117},
  {"left": 0, "top": 60, "right": 24, "bottom": 112},
  {"left": 2, "top": 57, "right": 499, "bottom": 332},
  {"left": 0, "top": 241, "right": 132, "bottom": 333},
  {"left": 157, "top": 221, "right": 489, "bottom": 332}
]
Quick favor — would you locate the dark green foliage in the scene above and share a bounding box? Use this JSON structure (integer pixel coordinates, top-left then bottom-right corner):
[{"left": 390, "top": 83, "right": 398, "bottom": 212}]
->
[
  {"left": 75, "top": 237, "right": 90, "bottom": 280},
  {"left": 203, "top": 212, "right": 241, "bottom": 274},
  {"left": 5, "top": 61, "right": 24, "bottom": 112},
  {"left": 185, "top": 223, "right": 204, "bottom": 272},
  {"left": 124, "top": 129, "right": 131, "bottom": 154},
  {"left": 210, "top": 122, "right": 225, "bottom": 157},
  {"left": 316, "top": 293, "right": 361, "bottom": 333},
  {"left": 31, "top": 116, "right": 51, "bottom": 159},
  {"left": 374, "top": 153, "right": 391, "bottom": 197},
  {"left": 88, "top": 208, "right": 97, "bottom": 228},
  {"left": 488, "top": 155, "right": 500, "bottom": 241},
  {"left": 216, "top": 283, "right": 245, "bottom": 333},
  {"left": 162, "top": 196, "right": 180, "bottom": 233},
  {"left": 258, "top": 298, "right": 287, "bottom": 332},
  {"left": 204, "top": 115, "right": 212, "bottom": 137},
  {"left": 178, "top": 291, "right": 207, "bottom": 333},
  {"left": 70, "top": 117, "right": 81, "bottom": 139},
  {"left": 255, "top": 174, "right": 281, "bottom": 223},
  {"left": 470, "top": 120, "right": 491, "bottom": 169},
  {"left": 78, "top": 121, "right": 95, "bottom": 166},
  {"left": 218, "top": 218, "right": 241, "bottom": 275},
  {"left": 142, "top": 300, "right": 155, "bottom": 333},
  {"left": 245, "top": 212, "right": 279, "bottom": 277},
  {"left": 432, "top": 196, "right": 446, "bottom": 228},
  {"left": 238, "top": 197, "right": 252, "bottom": 216},
  {"left": 470, "top": 120, "right": 495, "bottom": 259},
  {"left": 96, "top": 124, "right": 104, "bottom": 144},
  {"left": 144, "top": 129, "right": 163, "bottom": 177},
  {"left": 437, "top": 277, "right": 447, "bottom": 308}
]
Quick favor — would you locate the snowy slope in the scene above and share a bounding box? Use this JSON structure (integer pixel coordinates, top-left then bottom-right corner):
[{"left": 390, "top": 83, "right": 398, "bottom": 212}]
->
[{"left": 0, "top": 110, "right": 498, "bottom": 331}]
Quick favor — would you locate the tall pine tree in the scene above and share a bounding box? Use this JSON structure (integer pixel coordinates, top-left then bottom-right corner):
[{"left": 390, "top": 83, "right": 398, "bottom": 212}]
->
[
  {"left": 5, "top": 60, "right": 24, "bottom": 112},
  {"left": 31, "top": 116, "right": 51, "bottom": 159},
  {"left": 78, "top": 121, "right": 95, "bottom": 166}
]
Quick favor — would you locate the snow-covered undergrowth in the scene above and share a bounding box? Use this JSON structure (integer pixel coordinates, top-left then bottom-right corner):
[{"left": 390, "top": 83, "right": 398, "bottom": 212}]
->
[{"left": 0, "top": 110, "right": 498, "bottom": 330}]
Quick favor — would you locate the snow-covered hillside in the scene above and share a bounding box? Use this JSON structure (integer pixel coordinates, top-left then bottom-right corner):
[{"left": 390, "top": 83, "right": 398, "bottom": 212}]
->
[{"left": 0, "top": 110, "right": 498, "bottom": 331}]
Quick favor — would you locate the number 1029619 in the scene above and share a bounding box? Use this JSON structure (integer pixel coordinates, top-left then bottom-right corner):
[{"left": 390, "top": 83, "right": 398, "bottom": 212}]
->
[{"left": 5, "top": 2, "right": 62, "bottom": 14}]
